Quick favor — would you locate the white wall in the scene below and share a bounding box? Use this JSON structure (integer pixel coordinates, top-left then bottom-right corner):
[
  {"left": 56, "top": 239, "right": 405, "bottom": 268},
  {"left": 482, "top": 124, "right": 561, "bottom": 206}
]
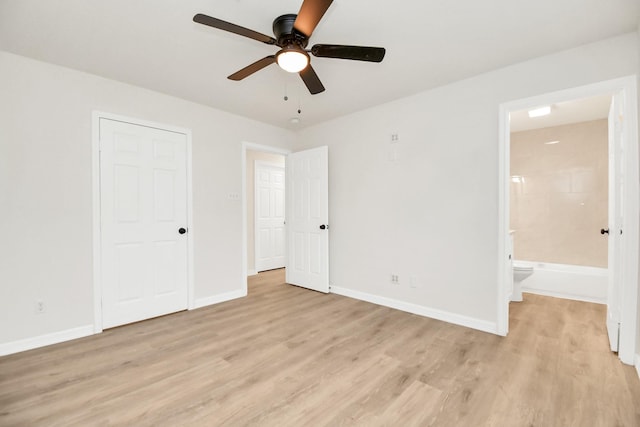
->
[
  {"left": 0, "top": 51, "right": 295, "bottom": 348},
  {"left": 296, "top": 33, "right": 638, "bottom": 330}
]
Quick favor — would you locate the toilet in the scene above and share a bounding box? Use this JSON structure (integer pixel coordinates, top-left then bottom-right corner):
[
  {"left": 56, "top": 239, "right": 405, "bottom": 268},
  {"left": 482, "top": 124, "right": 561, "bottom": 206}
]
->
[{"left": 512, "top": 263, "right": 534, "bottom": 302}]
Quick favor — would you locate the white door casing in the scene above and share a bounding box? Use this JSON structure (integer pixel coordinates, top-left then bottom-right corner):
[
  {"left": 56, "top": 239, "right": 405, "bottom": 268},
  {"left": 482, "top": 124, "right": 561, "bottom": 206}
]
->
[
  {"left": 99, "top": 118, "right": 189, "bottom": 329},
  {"left": 286, "top": 146, "right": 329, "bottom": 293},
  {"left": 606, "top": 92, "right": 624, "bottom": 352},
  {"left": 255, "top": 162, "right": 286, "bottom": 272}
]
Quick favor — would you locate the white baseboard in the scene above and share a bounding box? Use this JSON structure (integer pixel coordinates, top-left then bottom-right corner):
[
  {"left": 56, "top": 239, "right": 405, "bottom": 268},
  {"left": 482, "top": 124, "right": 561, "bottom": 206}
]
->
[
  {"left": 194, "top": 289, "right": 246, "bottom": 309},
  {"left": 247, "top": 269, "right": 258, "bottom": 277},
  {"left": 0, "top": 289, "right": 247, "bottom": 357},
  {"left": 635, "top": 354, "right": 640, "bottom": 381},
  {"left": 0, "top": 325, "right": 94, "bottom": 357},
  {"left": 521, "top": 287, "right": 606, "bottom": 304},
  {"left": 330, "top": 286, "right": 497, "bottom": 335}
]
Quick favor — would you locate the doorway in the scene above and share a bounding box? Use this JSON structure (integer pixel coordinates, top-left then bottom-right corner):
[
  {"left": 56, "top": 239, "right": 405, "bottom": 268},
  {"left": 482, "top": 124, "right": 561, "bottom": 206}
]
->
[
  {"left": 242, "top": 143, "right": 290, "bottom": 294},
  {"left": 508, "top": 94, "right": 611, "bottom": 303},
  {"left": 242, "top": 143, "right": 331, "bottom": 295},
  {"left": 247, "top": 153, "right": 287, "bottom": 275},
  {"left": 497, "top": 76, "right": 639, "bottom": 365}
]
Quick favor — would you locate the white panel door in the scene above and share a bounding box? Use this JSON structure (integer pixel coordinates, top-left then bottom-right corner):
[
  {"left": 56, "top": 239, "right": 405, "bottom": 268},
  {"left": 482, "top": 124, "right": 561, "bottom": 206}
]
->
[
  {"left": 606, "top": 93, "right": 624, "bottom": 352},
  {"left": 286, "top": 146, "right": 329, "bottom": 293},
  {"left": 255, "top": 162, "right": 286, "bottom": 272},
  {"left": 100, "top": 118, "right": 189, "bottom": 328}
]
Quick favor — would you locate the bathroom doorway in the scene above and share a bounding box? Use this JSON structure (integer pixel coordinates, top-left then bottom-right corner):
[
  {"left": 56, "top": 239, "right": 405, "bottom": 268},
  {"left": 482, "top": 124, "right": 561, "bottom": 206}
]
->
[
  {"left": 497, "top": 76, "right": 639, "bottom": 365},
  {"left": 509, "top": 94, "right": 611, "bottom": 303}
]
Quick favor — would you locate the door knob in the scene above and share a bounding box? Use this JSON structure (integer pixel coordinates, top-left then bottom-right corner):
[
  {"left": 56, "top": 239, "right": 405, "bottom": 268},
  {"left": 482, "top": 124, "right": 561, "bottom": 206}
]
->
[
  {"left": 319, "top": 224, "right": 328, "bottom": 230},
  {"left": 600, "top": 228, "right": 609, "bottom": 235},
  {"left": 178, "top": 227, "right": 187, "bottom": 235}
]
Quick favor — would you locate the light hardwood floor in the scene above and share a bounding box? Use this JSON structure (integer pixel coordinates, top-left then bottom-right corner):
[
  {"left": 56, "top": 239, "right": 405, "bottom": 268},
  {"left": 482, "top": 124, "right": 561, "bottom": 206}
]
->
[{"left": 1, "top": 269, "right": 639, "bottom": 426}]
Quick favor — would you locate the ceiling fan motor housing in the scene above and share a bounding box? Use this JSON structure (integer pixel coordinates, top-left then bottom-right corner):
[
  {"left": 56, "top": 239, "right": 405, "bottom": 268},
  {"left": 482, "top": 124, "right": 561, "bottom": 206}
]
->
[{"left": 273, "top": 14, "right": 309, "bottom": 48}]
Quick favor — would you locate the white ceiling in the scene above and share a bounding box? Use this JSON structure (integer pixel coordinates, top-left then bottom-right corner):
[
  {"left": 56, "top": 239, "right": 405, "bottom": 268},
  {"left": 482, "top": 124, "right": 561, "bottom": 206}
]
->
[
  {"left": 0, "top": 0, "right": 637, "bottom": 130},
  {"left": 510, "top": 94, "right": 613, "bottom": 132}
]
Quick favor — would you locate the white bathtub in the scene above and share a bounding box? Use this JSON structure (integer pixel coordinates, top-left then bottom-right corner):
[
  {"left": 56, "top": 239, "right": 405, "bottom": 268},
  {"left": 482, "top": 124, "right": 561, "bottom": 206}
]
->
[{"left": 515, "top": 260, "right": 607, "bottom": 304}]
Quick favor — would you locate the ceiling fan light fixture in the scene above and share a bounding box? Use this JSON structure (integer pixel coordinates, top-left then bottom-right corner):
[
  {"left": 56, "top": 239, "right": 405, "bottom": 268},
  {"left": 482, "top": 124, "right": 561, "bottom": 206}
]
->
[{"left": 276, "top": 45, "right": 309, "bottom": 73}]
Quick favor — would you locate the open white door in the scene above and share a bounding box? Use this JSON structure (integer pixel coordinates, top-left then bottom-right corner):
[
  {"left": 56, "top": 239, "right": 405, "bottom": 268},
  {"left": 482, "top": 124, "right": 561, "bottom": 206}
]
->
[
  {"left": 606, "top": 92, "right": 624, "bottom": 352},
  {"left": 286, "top": 146, "right": 329, "bottom": 293}
]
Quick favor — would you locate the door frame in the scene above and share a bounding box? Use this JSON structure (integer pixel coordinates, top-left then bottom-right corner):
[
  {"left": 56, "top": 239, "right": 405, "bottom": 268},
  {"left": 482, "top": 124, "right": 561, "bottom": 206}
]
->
[
  {"left": 92, "top": 111, "right": 195, "bottom": 333},
  {"left": 254, "top": 160, "right": 286, "bottom": 273},
  {"left": 241, "top": 142, "right": 291, "bottom": 293},
  {"left": 497, "top": 76, "right": 639, "bottom": 365}
]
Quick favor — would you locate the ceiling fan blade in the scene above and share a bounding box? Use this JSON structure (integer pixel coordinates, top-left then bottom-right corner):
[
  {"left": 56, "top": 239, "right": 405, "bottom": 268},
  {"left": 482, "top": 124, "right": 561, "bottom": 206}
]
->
[
  {"left": 311, "top": 45, "right": 386, "bottom": 62},
  {"left": 293, "top": 0, "right": 333, "bottom": 38},
  {"left": 299, "top": 64, "right": 325, "bottom": 95},
  {"left": 194, "top": 14, "right": 276, "bottom": 45},
  {"left": 228, "top": 56, "right": 276, "bottom": 81}
]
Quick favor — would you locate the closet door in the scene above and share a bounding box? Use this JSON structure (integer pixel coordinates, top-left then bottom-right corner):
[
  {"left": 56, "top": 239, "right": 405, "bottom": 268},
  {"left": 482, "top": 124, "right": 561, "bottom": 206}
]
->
[{"left": 100, "top": 118, "right": 189, "bottom": 328}]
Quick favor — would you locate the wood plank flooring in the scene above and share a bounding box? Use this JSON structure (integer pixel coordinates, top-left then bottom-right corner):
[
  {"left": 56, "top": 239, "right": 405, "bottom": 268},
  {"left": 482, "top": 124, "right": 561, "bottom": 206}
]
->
[{"left": 1, "top": 268, "right": 639, "bottom": 426}]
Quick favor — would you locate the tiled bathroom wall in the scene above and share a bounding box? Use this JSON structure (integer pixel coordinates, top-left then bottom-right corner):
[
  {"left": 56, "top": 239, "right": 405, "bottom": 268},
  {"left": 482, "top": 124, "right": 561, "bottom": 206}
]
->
[{"left": 510, "top": 119, "right": 608, "bottom": 268}]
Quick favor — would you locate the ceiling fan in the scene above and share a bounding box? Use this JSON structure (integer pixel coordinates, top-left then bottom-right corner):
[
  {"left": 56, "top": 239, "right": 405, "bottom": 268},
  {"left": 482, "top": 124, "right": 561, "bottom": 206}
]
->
[{"left": 193, "top": 0, "right": 386, "bottom": 95}]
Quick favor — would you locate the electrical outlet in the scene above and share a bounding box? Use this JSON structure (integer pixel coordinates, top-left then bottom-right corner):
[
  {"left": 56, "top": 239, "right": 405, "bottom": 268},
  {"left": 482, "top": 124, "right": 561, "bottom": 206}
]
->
[
  {"left": 390, "top": 133, "right": 399, "bottom": 143},
  {"left": 35, "top": 300, "right": 45, "bottom": 314},
  {"left": 227, "top": 192, "right": 240, "bottom": 201},
  {"left": 391, "top": 274, "right": 399, "bottom": 284}
]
